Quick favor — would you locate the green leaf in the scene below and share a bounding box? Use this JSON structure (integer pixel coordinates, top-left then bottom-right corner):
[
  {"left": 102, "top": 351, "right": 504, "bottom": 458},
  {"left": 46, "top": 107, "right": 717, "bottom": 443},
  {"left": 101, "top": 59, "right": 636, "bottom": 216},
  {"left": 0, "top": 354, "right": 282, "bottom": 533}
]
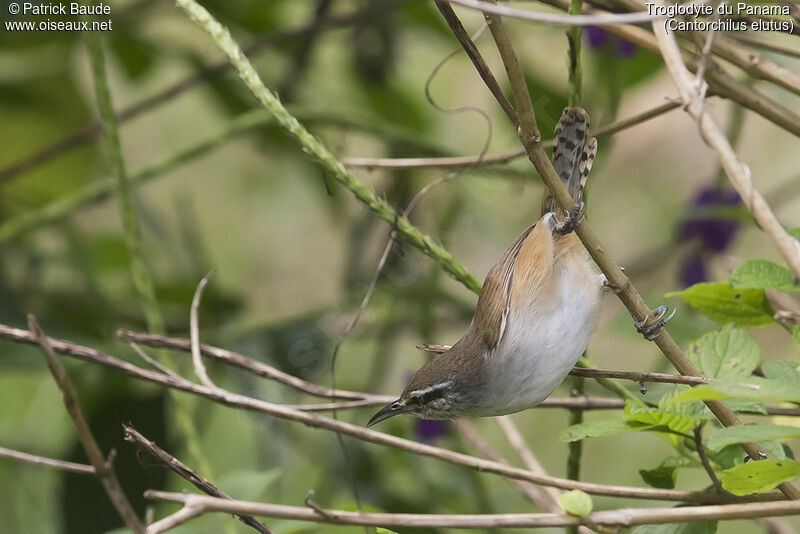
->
[
  {"left": 793, "top": 325, "right": 800, "bottom": 346},
  {"left": 764, "top": 360, "right": 800, "bottom": 386},
  {"left": 667, "top": 282, "right": 774, "bottom": 327},
  {"left": 559, "top": 419, "right": 653, "bottom": 442},
  {"left": 639, "top": 457, "right": 693, "bottom": 489},
  {"left": 624, "top": 393, "right": 705, "bottom": 435},
  {"left": 377, "top": 529, "right": 400, "bottom": 534},
  {"left": 631, "top": 521, "right": 717, "bottom": 534},
  {"left": 789, "top": 228, "right": 800, "bottom": 242},
  {"left": 723, "top": 400, "right": 766, "bottom": 414},
  {"left": 731, "top": 260, "right": 800, "bottom": 292},
  {"left": 721, "top": 459, "right": 800, "bottom": 495},
  {"left": 687, "top": 324, "right": 760, "bottom": 379},
  {"left": 707, "top": 424, "right": 800, "bottom": 450},
  {"left": 668, "top": 377, "right": 800, "bottom": 404},
  {"left": 557, "top": 490, "right": 593, "bottom": 517}
]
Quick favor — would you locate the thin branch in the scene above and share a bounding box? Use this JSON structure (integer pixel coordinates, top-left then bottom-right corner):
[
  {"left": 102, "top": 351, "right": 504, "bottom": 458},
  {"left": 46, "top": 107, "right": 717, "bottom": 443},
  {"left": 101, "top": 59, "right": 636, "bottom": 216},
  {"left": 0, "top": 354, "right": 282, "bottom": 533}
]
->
[
  {"left": 537, "top": 0, "right": 800, "bottom": 139},
  {"left": 433, "top": 0, "right": 518, "bottom": 125},
  {"left": 27, "top": 315, "right": 145, "bottom": 534},
  {"left": 0, "top": 445, "right": 95, "bottom": 475},
  {"left": 129, "top": 342, "right": 183, "bottom": 381},
  {"left": 694, "top": 425, "right": 725, "bottom": 494},
  {"left": 123, "top": 424, "right": 272, "bottom": 534},
  {"left": 609, "top": 0, "right": 800, "bottom": 98},
  {"left": 474, "top": 0, "right": 800, "bottom": 500},
  {"left": 651, "top": 3, "right": 800, "bottom": 282},
  {"left": 190, "top": 271, "right": 218, "bottom": 391},
  {"left": 496, "top": 417, "right": 564, "bottom": 507},
  {"left": 446, "top": 0, "right": 704, "bottom": 26},
  {"left": 116, "top": 329, "right": 384, "bottom": 401},
  {"left": 342, "top": 98, "right": 682, "bottom": 169},
  {"left": 726, "top": 34, "right": 800, "bottom": 60},
  {"left": 145, "top": 491, "right": 800, "bottom": 531},
  {"left": 0, "top": 323, "right": 766, "bottom": 504},
  {"left": 453, "top": 420, "right": 557, "bottom": 510}
]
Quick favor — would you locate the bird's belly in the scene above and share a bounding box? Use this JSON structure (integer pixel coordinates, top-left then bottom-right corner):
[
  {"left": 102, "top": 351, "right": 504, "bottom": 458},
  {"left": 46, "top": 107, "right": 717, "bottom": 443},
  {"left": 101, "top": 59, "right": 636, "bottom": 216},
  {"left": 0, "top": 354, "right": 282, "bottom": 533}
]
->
[{"left": 480, "top": 256, "right": 602, "bottom": 416}]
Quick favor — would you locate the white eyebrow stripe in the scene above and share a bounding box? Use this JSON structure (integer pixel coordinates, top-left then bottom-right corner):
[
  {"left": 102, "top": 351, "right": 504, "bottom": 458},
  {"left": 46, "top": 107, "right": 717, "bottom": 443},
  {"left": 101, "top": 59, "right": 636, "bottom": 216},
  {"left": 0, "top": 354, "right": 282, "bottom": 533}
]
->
[{"left": 409, "top": 381, "right": 453, "bottom": 398}]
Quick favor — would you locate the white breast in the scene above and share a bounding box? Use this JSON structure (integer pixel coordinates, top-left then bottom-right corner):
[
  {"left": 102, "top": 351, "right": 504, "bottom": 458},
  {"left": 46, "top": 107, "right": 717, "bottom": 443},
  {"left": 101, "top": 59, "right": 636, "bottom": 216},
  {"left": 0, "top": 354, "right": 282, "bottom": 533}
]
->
[{"left": 478, "top": 251, "right": 603, "bottom": 416}]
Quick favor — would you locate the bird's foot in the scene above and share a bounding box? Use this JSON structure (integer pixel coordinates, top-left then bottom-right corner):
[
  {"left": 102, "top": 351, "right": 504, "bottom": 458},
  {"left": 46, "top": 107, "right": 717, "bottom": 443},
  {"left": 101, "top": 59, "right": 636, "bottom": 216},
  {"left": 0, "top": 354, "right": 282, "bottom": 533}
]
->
[
  {"left": 554, "top": 202, "right": 585, "bottom": 235},
  {"left": 635, "top": 305, "right": 676, "bottom": 340}
]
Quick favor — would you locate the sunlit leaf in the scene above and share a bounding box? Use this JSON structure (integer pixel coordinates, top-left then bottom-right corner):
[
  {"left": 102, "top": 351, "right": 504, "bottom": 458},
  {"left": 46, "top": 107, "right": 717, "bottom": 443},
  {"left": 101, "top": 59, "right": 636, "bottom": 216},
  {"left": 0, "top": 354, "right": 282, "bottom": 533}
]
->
[
  {"left": 559, "top": 419, "right": 653, "bottom": 442},
  {"left": 687, "top": 324, "right": 760, "bottom": 379},
  {"left": 707, "top": 424, "right": 800, "bottom": 451},
  {"left": 666, "top": 282, "right": 774, "bottom": 327},
  {"left": 731, "top": 260, "right": 800, "bottom": 292},
  {"left": 667, "top": 377, "right": 800, "bottom": 404},
  {"left": 721, "top": 459, "right": 800, "bottom": 495},
  {"left": 557, "top": 490, "right": 593, "bottom": 517}
]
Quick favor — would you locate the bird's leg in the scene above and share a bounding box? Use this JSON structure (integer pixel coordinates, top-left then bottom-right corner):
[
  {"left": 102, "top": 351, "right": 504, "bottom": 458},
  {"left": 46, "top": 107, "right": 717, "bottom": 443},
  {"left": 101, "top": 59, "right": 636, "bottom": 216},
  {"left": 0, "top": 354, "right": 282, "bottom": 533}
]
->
[
  {"left": 634, "top": 305, "right": 677, "bottom": 340},
  {"left": 554, "top": 202, "right": 585, "bottom": 235}
]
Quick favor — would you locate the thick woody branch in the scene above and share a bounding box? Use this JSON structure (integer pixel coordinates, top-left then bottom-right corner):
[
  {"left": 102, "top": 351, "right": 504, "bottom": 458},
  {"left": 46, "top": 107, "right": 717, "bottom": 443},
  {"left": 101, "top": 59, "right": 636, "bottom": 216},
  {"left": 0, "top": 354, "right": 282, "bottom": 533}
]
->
[
  {"left": 145, "top": 491, "right": 800, "bottom": 531},
  {"left": 465, "top": 0, "right": 800, "bottom": 500},
  {"left": 26, "top": 316, "right": 145, "bottom": 534},
  {"left": 123, "top": 425, "right": 271, "bottom": 534},
  {"left": 0, "top": 446, "right": 95, "bottom": 475},
  {"left": 0, "top": 322, "right": 767, "bottom": 504}
]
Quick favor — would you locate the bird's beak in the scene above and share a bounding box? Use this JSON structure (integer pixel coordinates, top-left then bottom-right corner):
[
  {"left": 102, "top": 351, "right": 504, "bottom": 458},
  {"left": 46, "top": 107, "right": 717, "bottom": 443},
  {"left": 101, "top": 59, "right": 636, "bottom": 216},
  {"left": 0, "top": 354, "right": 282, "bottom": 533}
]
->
[{"left": 367, "top": 399, "right": 407, "bottom": 427}]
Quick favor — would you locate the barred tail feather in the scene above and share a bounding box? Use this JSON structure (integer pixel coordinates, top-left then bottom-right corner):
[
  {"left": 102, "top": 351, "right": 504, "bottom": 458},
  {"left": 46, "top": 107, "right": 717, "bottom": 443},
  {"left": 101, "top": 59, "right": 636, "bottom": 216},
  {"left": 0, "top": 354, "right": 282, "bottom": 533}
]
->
[{"left": 541, "top": 107, "right": 597, "bottom": 216}]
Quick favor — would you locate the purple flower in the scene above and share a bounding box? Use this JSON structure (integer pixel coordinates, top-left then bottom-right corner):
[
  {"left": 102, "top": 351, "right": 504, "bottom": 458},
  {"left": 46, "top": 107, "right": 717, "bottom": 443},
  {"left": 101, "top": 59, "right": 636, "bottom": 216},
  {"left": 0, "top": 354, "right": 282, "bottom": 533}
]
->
[
  {"left": 415, "top": 418, "right": 447, "bottom": 441},
  {"left": 678, "top": 187, "right": 741, "bottom": 252},
  {"left": 585, "top": 27, "right": 608, "bottom": 48},
  {"left": 584, "top": 27, "right": 635, "bottom": 58},
  {"left": 617, "top": 38, "right": 635, "bottom": 58},
  {"left": 679, "top": 254, "right": 708, "bottom": 288}
]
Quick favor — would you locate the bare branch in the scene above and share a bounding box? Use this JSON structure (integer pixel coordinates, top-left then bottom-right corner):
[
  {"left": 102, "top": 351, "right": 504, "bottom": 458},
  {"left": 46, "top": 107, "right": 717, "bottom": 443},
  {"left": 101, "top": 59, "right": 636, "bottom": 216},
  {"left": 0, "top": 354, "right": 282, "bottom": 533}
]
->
[
  {"left": 0, "top": 322, "right": 766, "bottom": 504},
  {"left": 343, "top": 99, "right": 681, "bottom": 169},
  {"left": 144, "top": 491, "right": 800, "bottom": 530},
  {"left": 190, "top": 271, "right": 219, "bottom": 391},
  {"left": 123, "top": 425, "right": 272, "bottom": 534},
  {"left": 0, "top": 445, "right": 95, "bottom": 475},
  {"left": 446, "top": 0, "right": 704, "bottom": 26},
  {"left": 26, "top": 315, "right": 145, "bottom": 534}
]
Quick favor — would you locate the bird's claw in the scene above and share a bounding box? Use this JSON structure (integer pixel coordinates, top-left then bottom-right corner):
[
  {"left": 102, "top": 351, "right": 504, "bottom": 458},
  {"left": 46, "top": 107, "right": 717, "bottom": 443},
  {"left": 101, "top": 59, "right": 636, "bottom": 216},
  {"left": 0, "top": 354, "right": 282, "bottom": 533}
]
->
[
  {"left": 635, "top": 305, "right": 676, "bottom": 340},
  {"left": 554, "top": 202, "right": 585, "bottom": 235}
]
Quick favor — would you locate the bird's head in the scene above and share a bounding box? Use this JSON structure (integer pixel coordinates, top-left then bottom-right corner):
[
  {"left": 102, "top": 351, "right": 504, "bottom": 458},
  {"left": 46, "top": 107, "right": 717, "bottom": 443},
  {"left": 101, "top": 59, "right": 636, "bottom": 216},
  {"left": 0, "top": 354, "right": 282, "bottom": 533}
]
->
[{"left": 366, "top": 378, "right": 456, "bottom": 427}]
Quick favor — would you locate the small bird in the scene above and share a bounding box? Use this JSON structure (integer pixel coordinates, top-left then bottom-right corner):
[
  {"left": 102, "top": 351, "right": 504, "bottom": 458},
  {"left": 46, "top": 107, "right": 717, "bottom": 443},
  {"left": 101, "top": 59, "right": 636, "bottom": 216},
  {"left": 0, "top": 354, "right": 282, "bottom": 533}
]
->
[{"left": 368, "top": 108, "right": 607, "bottom": 426}]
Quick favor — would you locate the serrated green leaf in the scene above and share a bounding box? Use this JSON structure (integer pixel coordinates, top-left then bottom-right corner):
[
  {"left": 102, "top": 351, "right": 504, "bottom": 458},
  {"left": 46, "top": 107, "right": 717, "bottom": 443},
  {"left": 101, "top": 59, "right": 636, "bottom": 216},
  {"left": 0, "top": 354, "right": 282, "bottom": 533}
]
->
[
  {"left": 624, "top": 395, "right": 702, "bottom": 435},
  {"left": 687, "top": 324, "right": 760, "bottom": 379},
  {"left": 764, "top": 360, "right": 800, "bottom": 386},
  {"left": 559, "top": 419, "right": 653, "bottom": 442},
  {"left": 639, "top": 457, "right": 694, "bottom": 489},
  {"left": 631, "top": 521, "right": 717, "bottom": 534},
  {"left": 667, "top": 282, "right": 774, "bottom": 327},
  {"left": 668, "top": 377, "right": 800, "bottom": 404},
  {"left": 557, "top": 490, "right": 593, "bottom": 517},
  {"left": 731, "top": 260, "right": 800, "bottom": 292},
  {"left": 707, "top": 424, "right": 800, "bottom": 450},
  {"left": 721, "top": 459, "right": 800, "bottom": 495}
]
